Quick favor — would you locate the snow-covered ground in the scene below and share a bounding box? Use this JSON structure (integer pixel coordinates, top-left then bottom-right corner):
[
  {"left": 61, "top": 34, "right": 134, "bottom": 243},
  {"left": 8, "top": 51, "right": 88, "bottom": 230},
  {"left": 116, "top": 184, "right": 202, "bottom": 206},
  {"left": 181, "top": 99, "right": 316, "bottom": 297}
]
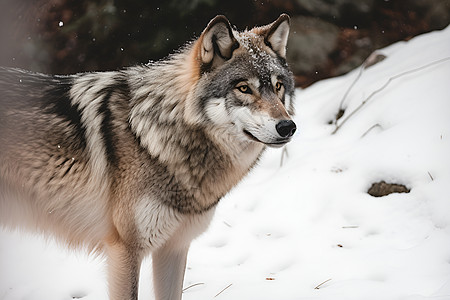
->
[{"left": 1, "top": 26, "right": 450, "bottom": 300}]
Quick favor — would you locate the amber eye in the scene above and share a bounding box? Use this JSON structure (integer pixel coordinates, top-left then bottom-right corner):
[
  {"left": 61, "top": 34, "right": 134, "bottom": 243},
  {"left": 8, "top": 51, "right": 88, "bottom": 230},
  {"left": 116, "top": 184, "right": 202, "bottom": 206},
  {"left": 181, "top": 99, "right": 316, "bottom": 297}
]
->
[
  {"left": 275, "top": 82, "right": 283, "bottom": 92},
  {"left": 237, "top": 85, "right": 252, "bottom": 94}
]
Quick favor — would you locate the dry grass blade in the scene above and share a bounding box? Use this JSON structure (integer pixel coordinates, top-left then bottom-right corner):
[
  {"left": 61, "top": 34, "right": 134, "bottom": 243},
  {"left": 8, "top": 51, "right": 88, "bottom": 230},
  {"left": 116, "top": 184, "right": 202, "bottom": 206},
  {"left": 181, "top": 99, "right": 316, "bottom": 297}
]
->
[
  {"left": 314, "top": 278, "right": 332, "bottom": 289},
  {"left": 182, "top": 282, "right": 205, "bottom": 293},
  {"left": 214, "top": 283, "right": 233, "bottom": 298},
  {"left": 280, "top": 146, "right": 289, "bottom": 167}
]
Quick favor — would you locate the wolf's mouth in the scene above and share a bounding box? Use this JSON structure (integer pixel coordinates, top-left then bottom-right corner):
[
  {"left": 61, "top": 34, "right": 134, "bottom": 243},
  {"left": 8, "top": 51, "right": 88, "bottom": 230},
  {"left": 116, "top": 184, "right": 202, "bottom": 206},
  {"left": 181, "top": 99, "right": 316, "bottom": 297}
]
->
[
  {"left": 243, "top": 129, "right": 260, "bottom": 142},
  {"left": 243, "top": 129, "right": 289, "bottom": 148}
]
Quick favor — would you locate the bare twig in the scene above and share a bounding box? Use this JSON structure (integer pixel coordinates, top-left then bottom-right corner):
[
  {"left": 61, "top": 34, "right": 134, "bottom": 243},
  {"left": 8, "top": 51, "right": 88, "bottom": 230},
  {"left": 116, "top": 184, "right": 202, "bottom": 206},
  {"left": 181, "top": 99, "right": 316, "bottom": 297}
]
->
[
  {"left": 182, "top": 282, "right": 205, "bottom": 293},
  {"left": 214, "top": 283, "right": 233, "bottom": 298},
  {"left": 333, "top": 57, "right": 450, "bottom": 134},
  {"left": 336, "top": 65, "right": 364, "bottom": 122},
  {"left": 427, "top": 171, "right": 434, "bottom": 181},
  {"left": 335, "top": 52, "right": 386, "bottom": 125},
  {"left": 314, "top": 278, "right": 332, "bottom": 289}
]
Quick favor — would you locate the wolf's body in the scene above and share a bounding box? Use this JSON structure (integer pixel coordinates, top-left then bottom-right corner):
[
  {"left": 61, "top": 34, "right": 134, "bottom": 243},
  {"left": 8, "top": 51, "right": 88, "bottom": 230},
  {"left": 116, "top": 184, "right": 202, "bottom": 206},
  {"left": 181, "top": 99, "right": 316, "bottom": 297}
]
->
[{"left": 0, "top": 15, "right": 296, "bottom": 300}]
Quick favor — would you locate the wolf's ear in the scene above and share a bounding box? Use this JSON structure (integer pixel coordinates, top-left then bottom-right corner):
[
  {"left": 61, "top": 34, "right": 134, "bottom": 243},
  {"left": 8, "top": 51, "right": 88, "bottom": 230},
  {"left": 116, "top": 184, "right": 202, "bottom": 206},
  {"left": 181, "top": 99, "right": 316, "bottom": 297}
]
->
[
  {"left": 264, "top": 14, "right": 290, "bottom": 58},
  {"left": 200, "top": 15, "right": 238, "bottom": 67}
]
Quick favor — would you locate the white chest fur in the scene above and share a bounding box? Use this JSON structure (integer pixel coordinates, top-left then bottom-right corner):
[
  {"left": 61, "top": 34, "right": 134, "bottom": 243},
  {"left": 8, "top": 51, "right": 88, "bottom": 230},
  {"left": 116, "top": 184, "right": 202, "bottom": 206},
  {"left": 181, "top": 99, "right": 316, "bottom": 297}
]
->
[{"left": 134, "top": 198, "right": 215, "bottom": 251}]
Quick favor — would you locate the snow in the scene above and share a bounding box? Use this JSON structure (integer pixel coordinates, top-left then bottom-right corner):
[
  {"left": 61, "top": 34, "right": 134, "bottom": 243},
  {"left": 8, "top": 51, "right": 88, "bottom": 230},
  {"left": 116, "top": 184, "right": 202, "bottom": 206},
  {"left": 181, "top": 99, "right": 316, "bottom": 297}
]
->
[{"left": 1, "top": 26, "right": 450, "bottom": 300}]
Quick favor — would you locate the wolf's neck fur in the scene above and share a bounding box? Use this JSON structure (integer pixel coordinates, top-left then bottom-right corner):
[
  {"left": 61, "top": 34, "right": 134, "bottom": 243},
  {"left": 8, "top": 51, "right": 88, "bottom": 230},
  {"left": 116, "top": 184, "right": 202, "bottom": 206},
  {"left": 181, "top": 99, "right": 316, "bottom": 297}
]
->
[{"left": 128, "top": 46, "right": 265, "bottom": 213}]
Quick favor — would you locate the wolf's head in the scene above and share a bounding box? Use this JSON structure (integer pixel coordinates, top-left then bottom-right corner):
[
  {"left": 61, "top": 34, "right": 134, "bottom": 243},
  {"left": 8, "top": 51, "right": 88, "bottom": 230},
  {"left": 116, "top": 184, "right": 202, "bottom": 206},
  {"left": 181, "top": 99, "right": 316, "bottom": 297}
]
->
[{"left": 189, "top": 14, "right": 296, "bottom": 148}]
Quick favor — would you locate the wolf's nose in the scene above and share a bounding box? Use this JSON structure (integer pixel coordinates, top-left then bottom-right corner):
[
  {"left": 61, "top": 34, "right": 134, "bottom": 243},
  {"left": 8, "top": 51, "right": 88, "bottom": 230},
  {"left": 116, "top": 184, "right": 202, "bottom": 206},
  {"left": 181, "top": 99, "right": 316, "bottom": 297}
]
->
[{"left": 276, "top": 120, "right": 297, "bottom": 138}]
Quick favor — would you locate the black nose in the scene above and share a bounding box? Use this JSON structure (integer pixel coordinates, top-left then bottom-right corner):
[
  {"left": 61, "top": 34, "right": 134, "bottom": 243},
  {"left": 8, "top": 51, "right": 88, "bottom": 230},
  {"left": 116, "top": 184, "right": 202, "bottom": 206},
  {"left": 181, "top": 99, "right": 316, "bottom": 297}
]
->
[{"left": 276, "top": 120, "right": 297, "bottom": 138}]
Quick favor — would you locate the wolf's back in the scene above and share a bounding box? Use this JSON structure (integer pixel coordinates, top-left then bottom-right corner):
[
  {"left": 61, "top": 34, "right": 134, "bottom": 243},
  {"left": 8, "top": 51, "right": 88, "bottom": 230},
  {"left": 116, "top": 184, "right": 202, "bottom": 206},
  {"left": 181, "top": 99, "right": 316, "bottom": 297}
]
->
[{"left": 0, "top": 67, "right": 86, "bottom": 168}]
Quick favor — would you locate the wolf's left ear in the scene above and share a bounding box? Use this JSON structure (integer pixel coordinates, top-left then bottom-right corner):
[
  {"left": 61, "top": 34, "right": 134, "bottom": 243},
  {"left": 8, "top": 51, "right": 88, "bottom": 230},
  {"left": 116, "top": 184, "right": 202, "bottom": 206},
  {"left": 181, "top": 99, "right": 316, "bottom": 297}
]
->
[
  {"left": 264, "top": 14, "right": 290, "bottom": 58},
  {"left": 200, "top": 15, "right": 238, "bottom": 67}
]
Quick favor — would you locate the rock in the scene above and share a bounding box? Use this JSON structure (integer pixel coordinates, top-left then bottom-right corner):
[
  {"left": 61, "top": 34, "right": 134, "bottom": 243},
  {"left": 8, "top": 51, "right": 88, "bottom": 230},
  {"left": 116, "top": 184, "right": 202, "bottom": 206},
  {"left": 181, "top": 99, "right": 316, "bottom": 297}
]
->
[
  {"left": 294, "top": 0, "right": 375, "bottom": 27},
  {"left": 408, "top": 0, "right": 450, "bottom": 28},
  {"left": 287, "top": 16, "right": 339, "bottom": 75}
]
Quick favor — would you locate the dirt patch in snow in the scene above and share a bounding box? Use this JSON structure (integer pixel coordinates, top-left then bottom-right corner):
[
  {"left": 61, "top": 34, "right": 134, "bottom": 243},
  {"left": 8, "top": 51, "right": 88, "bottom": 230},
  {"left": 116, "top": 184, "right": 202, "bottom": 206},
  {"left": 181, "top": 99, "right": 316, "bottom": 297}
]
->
[{"left": 368, "top": 181, "right": 410, "bottom": 197}]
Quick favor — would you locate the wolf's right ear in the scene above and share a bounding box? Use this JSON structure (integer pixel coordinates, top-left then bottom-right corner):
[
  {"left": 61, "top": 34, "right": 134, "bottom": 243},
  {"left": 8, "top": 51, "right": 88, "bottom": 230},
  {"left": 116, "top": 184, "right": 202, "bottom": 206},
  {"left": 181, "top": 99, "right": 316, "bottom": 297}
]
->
[{"left": 199, "top": 15, "right": 238, "bottom": 68}]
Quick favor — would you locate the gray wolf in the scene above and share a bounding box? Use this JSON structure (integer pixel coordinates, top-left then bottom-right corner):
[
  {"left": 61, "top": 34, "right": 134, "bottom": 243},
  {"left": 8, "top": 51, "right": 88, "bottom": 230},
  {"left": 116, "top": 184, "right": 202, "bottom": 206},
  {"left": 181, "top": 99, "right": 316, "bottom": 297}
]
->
[{"left": 0, "top": 14, "right": 296, "bottom": 300}]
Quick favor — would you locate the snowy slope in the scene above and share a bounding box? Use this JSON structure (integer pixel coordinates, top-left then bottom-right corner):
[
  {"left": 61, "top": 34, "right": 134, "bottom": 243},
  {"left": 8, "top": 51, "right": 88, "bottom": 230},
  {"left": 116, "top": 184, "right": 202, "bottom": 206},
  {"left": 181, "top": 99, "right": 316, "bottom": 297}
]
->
[{"left": 1, "top": 26, "right": 450, "bottom": 300}]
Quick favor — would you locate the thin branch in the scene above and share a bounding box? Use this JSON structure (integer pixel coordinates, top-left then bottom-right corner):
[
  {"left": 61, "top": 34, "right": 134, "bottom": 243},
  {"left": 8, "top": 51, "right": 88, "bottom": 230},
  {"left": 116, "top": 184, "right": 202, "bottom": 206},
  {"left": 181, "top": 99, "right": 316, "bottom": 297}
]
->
[{"left": 333, "top": 57, "right": 450, "bottom": 134}]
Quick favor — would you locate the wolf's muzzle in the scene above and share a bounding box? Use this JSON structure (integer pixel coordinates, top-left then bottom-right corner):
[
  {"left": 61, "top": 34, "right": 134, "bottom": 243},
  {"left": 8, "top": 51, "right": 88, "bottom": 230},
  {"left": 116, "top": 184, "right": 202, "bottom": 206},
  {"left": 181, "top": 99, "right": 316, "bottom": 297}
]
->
[{"left": 276, "top": 120, "right": 297, "bottom": 138}]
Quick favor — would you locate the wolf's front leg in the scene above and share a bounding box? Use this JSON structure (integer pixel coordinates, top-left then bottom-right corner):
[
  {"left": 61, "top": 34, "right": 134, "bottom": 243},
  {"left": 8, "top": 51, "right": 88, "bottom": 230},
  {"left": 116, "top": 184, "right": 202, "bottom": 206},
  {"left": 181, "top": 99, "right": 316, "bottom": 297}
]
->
[
  {"left": 152, "top": 242, "right": 189, "bottom": 300},
  {"left": 106, "top": 240, "right": 142, "bottom": 300}
]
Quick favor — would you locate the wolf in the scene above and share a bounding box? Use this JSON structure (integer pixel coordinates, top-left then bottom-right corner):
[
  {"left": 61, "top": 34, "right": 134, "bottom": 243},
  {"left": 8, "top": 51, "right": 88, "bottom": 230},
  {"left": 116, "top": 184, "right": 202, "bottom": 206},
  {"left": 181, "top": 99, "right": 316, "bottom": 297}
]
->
[{"left": 0, "top": 14, "right": 296, "bottom": 300}]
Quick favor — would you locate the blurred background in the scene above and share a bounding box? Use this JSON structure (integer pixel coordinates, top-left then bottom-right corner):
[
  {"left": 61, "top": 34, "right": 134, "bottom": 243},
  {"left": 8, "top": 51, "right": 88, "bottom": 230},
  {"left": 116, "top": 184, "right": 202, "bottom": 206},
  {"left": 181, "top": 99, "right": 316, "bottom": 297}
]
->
[{"left": 1, "top": 0, "right": 449, "bottom": 87}]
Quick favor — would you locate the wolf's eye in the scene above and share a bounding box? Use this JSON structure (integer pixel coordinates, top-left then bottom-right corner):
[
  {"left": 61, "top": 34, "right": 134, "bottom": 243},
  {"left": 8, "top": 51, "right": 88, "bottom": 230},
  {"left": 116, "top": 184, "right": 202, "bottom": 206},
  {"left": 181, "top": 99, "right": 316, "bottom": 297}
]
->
[
  {"left": 237, "top": 85, "right": 252, "bottom": 94},
  {"left": 275, "top": 82, "right": 283, "bottom": 92}
]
